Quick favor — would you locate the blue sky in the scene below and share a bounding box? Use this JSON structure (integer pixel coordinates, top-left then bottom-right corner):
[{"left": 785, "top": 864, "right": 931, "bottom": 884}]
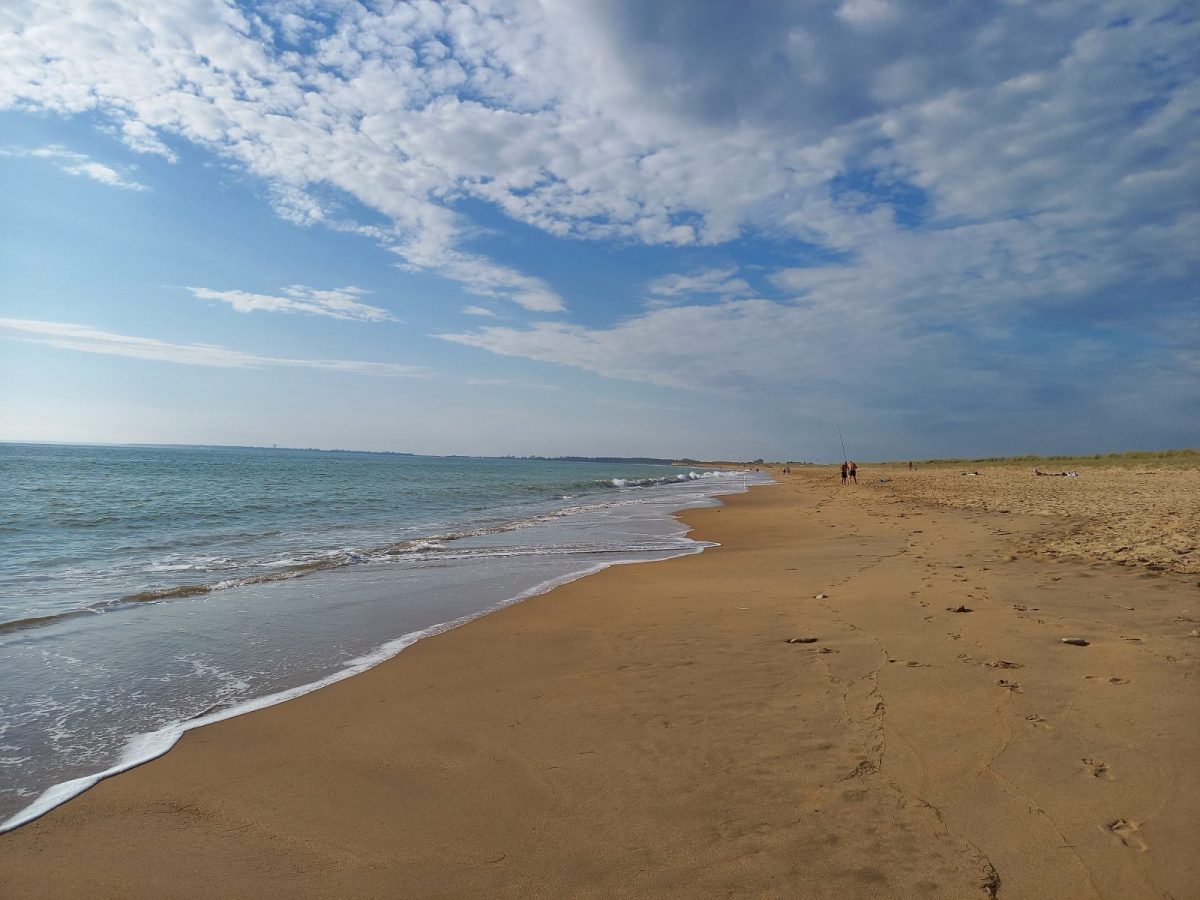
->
[{"left": 1, "top": 0, "right": 1196, "bottom": 461}]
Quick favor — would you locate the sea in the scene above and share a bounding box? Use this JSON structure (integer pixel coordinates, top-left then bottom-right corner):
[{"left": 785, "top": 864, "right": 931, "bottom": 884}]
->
[{"left": 0, "top": 442, "right": 769, "bottom": 830}]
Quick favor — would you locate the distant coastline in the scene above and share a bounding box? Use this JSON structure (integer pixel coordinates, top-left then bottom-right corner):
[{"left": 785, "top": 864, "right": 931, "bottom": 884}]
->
[{"left": 0, "top": 440, "right": 688, "bottom": 465}]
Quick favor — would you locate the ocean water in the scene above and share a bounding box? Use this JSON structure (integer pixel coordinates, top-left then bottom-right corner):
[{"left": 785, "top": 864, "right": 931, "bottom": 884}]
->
[{"left": 0, "top": 443, "right": 768, "bottom": 829}]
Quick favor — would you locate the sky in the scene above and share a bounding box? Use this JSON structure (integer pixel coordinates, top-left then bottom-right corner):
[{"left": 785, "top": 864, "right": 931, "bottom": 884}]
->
[{"left": 1, "top": 0, "right": 1196, "bottom": 461}]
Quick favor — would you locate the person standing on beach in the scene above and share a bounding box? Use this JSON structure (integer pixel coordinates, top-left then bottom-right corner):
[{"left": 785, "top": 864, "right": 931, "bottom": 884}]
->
[
  {"left": 849, "top": 461, "right": 858, "bottom": 483},
  {"left": 840, "top": 461, "right": 848, "bottom": 484}
]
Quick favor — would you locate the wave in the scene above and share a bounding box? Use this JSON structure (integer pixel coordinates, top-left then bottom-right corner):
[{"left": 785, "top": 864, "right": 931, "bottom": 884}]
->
[
  {"left": 607, "top": 469, "right": 728, "bottom": 489},
  {"left": 0, "top": 469, "right": 749, "bottom": 637},
  {"left": 0, "top": 612, "right": 89, "bottom": 636}
]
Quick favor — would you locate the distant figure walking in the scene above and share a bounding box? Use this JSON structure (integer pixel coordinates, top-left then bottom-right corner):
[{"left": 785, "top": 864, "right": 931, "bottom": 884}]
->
[
  {"left": 908, "top": 461, "right": 913, "bottom": 470},
  {"left": 840, "top": 461, "right": 849, "bottom": 485},
  {"left": 849, "top": 461, "right": 858, "bottom": 483}
]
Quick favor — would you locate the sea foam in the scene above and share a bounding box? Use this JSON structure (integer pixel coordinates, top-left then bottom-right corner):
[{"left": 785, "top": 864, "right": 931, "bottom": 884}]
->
[{"left": 0, "top": 540, "right": 713, "bottom": 834}]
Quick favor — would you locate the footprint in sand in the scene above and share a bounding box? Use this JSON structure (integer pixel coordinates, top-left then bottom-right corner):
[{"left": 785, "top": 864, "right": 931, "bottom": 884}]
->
[
  {"left": 996, "top": 679, "right": 1022, "bottom": 692},
  {"left": 1107, "top": 819, "right": 1147, "bottom": 851},
  {"left": 1083, "top": 758, "right": 1112, "bottom": 779},
  {"left": 1122, "top": 636, "right": 1144, "bottom": 645},
  {"left": 1025, "top": 714, "right": 1049, "bottom": 727},
  {"left": 985, "top": 660, "right": 1023, "bottom": 669}
]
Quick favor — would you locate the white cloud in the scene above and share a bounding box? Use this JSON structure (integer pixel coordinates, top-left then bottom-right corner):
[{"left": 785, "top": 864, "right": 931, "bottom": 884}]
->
[
  {"left": 443, "top": 300, "right": 844, "bottom": 392},
  {"left": 2, "top": 0, "right": 1193, "bottom": 307},
  {"left": 440, "top": 286, "right": 1197, "bottom": 453},
  {"left": 0, "top": 319, "right": 427, "bottom": 377},
  {"left": 187, "top": 285, "right": 395, "bottom": 322},
  {"left": 461, "top": 305, "right": 497, "bottom": 317},
  {"left": 393, "top": 241, "right": 565, "bottom": 312},
  {"left": 461, "top": 377, "right": 562, "bottom": 391},
  {"left": 1, "top": 145, "right": 146, "bottom": 190},
  {"left": 836, "top": 0, "right": 899, "bottom": 28},
  {"left": 646, "top": 267, "right": 753, "bottom": 306}
]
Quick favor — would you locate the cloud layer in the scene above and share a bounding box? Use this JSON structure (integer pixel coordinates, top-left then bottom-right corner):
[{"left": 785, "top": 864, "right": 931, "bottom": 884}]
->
[
  {"left": 0, "top": 319, "right": 427, "bottom": 377},
  {"left": 187, "top": 285, "right": 395, "bottom": 322}
]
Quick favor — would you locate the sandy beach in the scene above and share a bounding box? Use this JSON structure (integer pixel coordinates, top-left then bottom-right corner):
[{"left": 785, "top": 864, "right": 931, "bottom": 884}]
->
[{"left": 2, "top": 464, "right": 1197, "bottom": 899}]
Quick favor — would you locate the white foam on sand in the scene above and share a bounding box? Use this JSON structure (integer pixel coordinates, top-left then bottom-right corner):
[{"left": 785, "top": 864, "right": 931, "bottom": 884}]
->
[{"left": 0, "top": 539, "right": 716, "bottom": 835}]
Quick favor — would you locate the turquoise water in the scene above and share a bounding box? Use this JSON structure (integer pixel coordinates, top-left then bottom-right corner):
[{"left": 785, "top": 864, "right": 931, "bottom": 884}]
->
[{"left": 0, "top": 443, "right": 764, "bottom": 828}]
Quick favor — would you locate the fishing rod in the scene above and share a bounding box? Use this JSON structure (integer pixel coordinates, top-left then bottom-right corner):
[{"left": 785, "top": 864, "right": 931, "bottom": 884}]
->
[{"left": 837, "top": 426, "right": 848, "bottom": 462}]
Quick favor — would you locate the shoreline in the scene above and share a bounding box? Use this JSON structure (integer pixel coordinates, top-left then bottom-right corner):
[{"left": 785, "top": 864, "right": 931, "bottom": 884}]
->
[
  {"left": 2, "top": 471, "right": 1196, "bottom": 898},
  {"left": 0, "top": 484, "right": 740, "bottom": 833},
  {"left": 1, "top": 459, "right": 760, "bottom": 827}
]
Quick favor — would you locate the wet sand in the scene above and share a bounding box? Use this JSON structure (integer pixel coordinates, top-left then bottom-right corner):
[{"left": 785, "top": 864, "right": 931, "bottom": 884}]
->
[{"left": 2, "top": 468, "right": 1197, "bottom": 898}]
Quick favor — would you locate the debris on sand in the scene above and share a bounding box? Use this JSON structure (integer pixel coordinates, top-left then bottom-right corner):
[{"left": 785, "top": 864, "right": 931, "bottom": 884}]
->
[
  {"left": 1061, "top": 637, "right": 1090, "bottom": 646},
  {"left": 785, "top": 636, "right": 819, "bottom": 644}
]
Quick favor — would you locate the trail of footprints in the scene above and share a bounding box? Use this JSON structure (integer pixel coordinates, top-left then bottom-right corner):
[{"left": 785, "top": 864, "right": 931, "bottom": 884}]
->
[{"left": 799, "top": 541, "right": 1152, "bottom": 860}]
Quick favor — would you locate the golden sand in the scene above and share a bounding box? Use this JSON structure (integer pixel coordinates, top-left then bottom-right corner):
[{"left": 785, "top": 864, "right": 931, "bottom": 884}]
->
[
  {"left": 840, "top": 462, "right": 1200, "bottom": 574},
  {"left": 2, "top": 471, "right": 1196, "bottom": 898}
]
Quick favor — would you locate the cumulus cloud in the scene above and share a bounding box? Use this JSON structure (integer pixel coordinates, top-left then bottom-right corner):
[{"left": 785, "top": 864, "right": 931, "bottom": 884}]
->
[
  {"left": 0, "top": 145, "right": 146, "bottom": 190},
  {"left": 3, "top": 1, "right": 1192, "bottom": 285},
  {"left": 187, "top": 285, "right": 395, "bottom": 322},
  {"left": 0, "top": 319, "right": 427, "bottom": 377}
]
